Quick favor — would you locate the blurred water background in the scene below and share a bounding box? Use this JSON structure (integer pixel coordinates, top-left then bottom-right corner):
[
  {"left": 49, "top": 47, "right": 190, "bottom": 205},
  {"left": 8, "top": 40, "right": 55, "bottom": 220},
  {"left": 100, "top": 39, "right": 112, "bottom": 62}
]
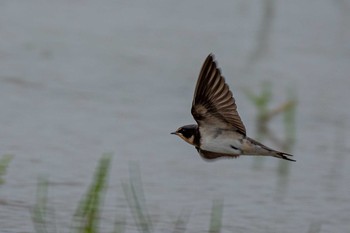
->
[{"left": 0, "top": 0, "right": 350, "bottom": 232}]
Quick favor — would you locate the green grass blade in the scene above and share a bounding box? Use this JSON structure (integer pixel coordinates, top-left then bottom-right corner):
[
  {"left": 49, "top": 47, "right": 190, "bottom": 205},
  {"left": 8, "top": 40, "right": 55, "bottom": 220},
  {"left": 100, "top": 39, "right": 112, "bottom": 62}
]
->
[
  {"left": 208, "top": 199, "right": 223, "bottom": 233},
  {"left": 72, "top": 153, "right": 112, "bottom": 233},
  {"left": 171, "top": 208, "right": 191, "bottom": 233},
  {"left": 283, "top": 88, "right": 297, "bottom": 150},
  {"left": 31, "top": 176, "right": 51, "bottom": 233},
  {"left": 0, "top": 154, "right": 13, "bottom": 185},
  {"left": 122, "top": 162, "right": 153, "bottom": 233}
]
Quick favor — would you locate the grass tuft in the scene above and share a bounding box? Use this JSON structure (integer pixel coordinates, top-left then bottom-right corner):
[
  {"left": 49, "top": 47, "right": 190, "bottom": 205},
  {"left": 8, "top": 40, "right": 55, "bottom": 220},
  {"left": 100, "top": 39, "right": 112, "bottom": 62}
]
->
[{"left": 245, "top": 82, "right": 297, "bottom": 154}]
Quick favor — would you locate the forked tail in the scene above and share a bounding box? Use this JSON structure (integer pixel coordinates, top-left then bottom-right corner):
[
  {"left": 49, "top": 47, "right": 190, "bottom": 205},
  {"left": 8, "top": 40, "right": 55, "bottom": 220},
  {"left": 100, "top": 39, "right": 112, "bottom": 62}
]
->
[
  {"left": 246, "top": 137, "right": 296, "bottom": 162},
  {"left": 273, "top": 151, "right": 295, "bottom": 162}
]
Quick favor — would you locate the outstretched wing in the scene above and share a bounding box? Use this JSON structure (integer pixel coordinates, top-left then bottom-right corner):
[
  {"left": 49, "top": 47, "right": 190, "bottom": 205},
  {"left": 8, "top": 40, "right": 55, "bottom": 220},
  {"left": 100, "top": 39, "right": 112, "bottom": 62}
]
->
[{"left": 191, "top": 54, "right": 246, "bottom": 135}]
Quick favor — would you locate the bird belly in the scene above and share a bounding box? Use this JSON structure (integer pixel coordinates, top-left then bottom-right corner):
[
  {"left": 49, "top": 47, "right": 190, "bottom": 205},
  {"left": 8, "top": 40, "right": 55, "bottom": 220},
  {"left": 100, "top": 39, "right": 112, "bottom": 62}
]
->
[{"left": 200, "top": 134, "right": 243, "bottom": 155}]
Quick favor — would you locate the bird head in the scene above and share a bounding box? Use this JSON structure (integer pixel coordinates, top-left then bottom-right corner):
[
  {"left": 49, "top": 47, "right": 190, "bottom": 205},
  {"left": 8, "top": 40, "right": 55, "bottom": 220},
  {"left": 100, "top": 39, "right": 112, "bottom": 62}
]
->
[{"left": 171, "top": 124, "right": 197, "bottom": 145}]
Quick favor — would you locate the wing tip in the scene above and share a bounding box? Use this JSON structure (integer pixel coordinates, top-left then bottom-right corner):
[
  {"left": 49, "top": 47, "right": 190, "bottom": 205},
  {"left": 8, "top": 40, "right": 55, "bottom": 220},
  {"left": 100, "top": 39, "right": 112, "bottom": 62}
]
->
[{"left": 206, "top": 53, "right": 215, "bottom": 62}]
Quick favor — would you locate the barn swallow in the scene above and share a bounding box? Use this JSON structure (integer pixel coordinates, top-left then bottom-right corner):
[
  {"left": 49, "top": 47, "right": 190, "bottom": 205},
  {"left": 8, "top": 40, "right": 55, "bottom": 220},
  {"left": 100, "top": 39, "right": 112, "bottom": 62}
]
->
[{"left": 171, "top": 54, "right": 295, "bottom": 161}]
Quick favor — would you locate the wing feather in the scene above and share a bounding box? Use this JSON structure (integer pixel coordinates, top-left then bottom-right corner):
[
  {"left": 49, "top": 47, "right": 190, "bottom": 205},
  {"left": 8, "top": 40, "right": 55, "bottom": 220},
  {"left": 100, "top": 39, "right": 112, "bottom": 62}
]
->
[{"left": 191, "top": 54, "right": 246, "bottom": 135}]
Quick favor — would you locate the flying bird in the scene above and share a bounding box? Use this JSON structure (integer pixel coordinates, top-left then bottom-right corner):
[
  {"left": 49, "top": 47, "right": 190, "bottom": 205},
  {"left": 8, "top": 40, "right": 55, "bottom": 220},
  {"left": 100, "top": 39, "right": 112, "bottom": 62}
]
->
[{"left": 171, "top": 54, "right": 295, "bottom": 162}]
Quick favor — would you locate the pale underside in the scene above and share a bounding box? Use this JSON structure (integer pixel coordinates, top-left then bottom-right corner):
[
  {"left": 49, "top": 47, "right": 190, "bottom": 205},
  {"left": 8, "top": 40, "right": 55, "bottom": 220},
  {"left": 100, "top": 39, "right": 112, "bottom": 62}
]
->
[{"left": 198, "top": 126, "right": 273, "bottom": 156}]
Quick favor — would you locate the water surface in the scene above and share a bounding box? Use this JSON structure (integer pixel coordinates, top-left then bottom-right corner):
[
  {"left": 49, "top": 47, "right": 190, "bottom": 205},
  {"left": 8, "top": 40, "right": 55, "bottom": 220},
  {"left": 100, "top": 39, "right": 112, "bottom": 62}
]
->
[{"left": 0, "top": 1, "right": 350, "bottom": 232}]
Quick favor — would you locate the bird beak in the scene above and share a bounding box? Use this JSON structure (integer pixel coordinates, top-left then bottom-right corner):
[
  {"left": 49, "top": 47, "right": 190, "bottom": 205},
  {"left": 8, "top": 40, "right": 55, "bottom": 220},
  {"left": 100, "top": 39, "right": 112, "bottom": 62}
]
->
[{"left": 170, "top": 131, "right": 177, "bottom": 135}]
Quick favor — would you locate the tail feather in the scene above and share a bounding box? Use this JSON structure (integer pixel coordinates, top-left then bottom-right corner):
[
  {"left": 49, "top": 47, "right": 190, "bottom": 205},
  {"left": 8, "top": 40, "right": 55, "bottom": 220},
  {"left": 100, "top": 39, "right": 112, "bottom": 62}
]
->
[
  {"left": 246, "top": 137, "right": 296, "bottom": 162},
  {"left": 274, "top": 151, "right": 296, "bottom": 162}
]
